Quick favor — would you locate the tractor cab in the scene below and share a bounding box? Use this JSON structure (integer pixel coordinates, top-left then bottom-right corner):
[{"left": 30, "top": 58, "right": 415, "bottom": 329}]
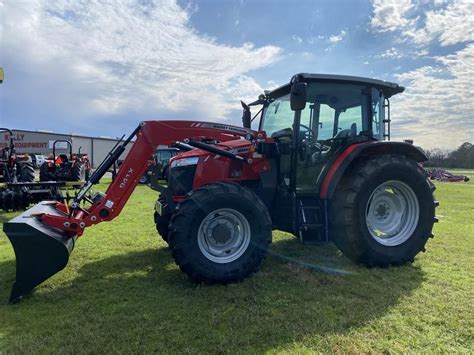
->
[
  {"left": 243, "top": 74, "right": 406, "bottom": 241},
  {"left": 258, "top": 74, "right": 402, "bottom": 193}
]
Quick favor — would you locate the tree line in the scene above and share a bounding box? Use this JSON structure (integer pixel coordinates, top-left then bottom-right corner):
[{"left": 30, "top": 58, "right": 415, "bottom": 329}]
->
[{"left": 424, "top": 142, "right": 474, "bottom": 169}]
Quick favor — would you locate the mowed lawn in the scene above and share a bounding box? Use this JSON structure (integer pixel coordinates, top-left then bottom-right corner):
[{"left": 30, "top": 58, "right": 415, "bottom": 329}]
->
[{"left": 1, "top": 173, "right": 473, "bottom": 353}]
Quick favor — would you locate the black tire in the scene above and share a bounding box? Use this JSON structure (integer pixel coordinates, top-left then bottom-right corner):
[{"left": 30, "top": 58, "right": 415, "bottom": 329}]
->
[
  {"left": 70, "top": 161, "right": 85, "bottom": 181},
  {"left": 330, "top": 154, "right": 437, "bottom": 267},
  {"left": 168, "top": 182, "right": 272, "bottom": 284},
  {"left": 39, "top": 162, "right": 54, "bottom": 181},
  {"left": 17, "top": 162, "right": 35, "bottom": 182},
  {"left": 154, "top": 195, "right": 171, "bottom": 243}
]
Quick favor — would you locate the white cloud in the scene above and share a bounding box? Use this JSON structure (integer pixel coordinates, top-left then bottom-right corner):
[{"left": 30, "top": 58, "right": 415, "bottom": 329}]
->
[
  {"left": 371, "top": 0, "right": 474, "bottom": 47},
  {"left": 391, "top": 44, "right": 474, "bottom": 149},
  {"left": 0, "top": 0, "right": 281, "bottom": 124},
  {"left": 371, "top": 0, "right": 414, "bottom": 32},
  {"left": 370, "top": 0, "right": 474, "bottom": 149},
  {"left": 377, "top": 47, "right": 403, "bottom": 59},
  {"left": 292, "top": 35, "right": 303, "bottom": 44},
  {"left": 405, "top": 0, "right": 474, "bottom": 46},
  {"left": 328, "top": 30, "right": 346, "bottom": 44}
]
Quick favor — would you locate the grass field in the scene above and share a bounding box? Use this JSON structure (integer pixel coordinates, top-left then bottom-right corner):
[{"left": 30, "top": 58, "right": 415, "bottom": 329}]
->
[{"left": 1, "top": 172, "right": 473, "bottom": 353}]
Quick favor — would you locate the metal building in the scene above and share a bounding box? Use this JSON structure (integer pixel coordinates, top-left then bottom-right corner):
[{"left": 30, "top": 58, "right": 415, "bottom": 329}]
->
[{"left": 0, "top": 129, "right": 133, "bottom": 168}]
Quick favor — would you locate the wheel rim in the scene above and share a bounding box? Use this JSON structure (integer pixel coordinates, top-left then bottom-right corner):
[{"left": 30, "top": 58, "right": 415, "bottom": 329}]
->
[
  {"left": 139, "top": 175, "right": 147, "bottom": 183},
  {"left": 197, "top": 208, "right": 251, "bottom": 264},
  {"left": 365, "top": 180, "right": 419, "bottom": 246}
]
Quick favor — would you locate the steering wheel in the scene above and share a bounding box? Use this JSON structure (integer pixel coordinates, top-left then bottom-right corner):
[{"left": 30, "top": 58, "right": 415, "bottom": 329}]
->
[
  {"left": 298, "top": 124, "right": 319, "bottom": 161},
  {"left": 299, "top": 124, "right": 316, "bottom": 139}
]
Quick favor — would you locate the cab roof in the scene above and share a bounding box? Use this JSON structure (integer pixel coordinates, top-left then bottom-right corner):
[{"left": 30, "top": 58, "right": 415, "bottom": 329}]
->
[{"left": 267, "top": 73, "right": 405, "bottom": 99}]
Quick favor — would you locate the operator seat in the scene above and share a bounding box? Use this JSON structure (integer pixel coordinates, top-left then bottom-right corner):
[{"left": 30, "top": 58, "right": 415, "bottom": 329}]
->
[
  {"left": 271, "top": 128, "right": 293, "bottom": 184},
  {"left": 56, "top": 154, "right": 69, "bottom": 164},
  {"left": 311, "top": 123, "right": 357, "bottom": 163},
  {"left": 333, "top": 123, "right": 357, "bottom": 139}
]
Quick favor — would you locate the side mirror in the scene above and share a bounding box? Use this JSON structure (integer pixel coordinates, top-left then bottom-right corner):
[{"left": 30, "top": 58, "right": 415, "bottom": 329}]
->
[
  {"left": 290, "top": 82, "right": 307, "bottom": 111},
  {"left": 241, "top": 101, "right": 251, "bottom": 129}
]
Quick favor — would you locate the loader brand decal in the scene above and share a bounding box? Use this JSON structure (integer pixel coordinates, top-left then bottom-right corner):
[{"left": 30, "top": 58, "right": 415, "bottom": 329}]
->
[
  {"left": 119, "top": 168, "right": 134, "bottom": 189},
  {"left": 230, "top": 147, "right": 250, "bottom": 154},
  {"left": 196, "top": 122, "right": 251, "bottom": 135}
]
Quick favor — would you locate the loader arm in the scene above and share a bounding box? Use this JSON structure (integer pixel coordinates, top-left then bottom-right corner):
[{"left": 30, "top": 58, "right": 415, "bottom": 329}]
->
[
  {"left": 4, "top": 120, "right": 255, "bottom": 303},
  {"left": 41, "top": 120, "right": 254, "bottom": 236}
]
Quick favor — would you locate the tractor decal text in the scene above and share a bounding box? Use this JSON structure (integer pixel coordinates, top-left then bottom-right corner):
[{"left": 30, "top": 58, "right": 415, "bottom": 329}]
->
[{"left": 120, "top": 168, "right": 134, "bottom": 189}]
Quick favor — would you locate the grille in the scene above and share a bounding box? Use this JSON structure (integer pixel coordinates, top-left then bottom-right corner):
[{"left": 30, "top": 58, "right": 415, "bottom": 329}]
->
[{"left": 168, "top": 165, "right": 197, "bottom": 196}]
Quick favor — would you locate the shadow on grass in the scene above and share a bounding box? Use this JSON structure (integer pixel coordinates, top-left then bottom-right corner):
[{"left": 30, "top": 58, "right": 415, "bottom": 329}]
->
[{"left": 0, "top": 239, "right": 425, "bottom": 352}]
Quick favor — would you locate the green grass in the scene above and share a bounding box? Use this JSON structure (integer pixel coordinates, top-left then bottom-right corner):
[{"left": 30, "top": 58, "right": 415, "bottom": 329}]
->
[{"left": 1, "top": 175, "right": 473, "bottom": 353}]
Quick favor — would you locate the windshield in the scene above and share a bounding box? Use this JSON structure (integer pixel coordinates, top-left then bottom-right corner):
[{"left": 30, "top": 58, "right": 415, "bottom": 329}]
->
[
  {"left": 154, "top": 150, "right": 177, "bottom": 164},
  {"left": 261, "top": 82, "right": 383, "bottom": 140},
  {"left": 261, "top": 94, "right": 293, "bottom": 135}
]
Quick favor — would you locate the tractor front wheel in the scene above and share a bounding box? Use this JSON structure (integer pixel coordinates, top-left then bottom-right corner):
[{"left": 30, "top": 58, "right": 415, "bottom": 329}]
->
[
  {"left": 330, "top": 154, "right": 437, "bottom": 267},
  {"left": 168, "top": 182, "right": 272, "bottom": 284}
]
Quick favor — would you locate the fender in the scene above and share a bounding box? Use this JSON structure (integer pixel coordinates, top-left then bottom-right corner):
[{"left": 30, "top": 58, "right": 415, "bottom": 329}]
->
[{"left": 319, "top": 141, "right": 427, "bottom": 200}]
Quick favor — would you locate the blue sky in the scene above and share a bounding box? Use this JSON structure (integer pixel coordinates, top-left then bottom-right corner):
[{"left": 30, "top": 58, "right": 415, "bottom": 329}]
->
[{"left": 0, "top": 0, "right": 473, "bottom": 149}]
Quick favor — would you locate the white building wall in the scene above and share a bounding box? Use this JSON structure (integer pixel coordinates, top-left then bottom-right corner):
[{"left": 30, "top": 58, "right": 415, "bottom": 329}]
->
[{"left": 1, "top": 129, "right": 133, "bottom": 168}]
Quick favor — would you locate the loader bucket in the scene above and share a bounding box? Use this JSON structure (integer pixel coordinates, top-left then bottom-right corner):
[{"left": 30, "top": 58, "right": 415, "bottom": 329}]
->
[{"left": 3, "top": 202, "right": 76, "bottom": 304}]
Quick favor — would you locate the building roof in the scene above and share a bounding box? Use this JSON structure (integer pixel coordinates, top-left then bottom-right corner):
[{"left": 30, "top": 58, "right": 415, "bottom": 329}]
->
[
  {"left": 267, "top": 73, "right": 405, "bottom": 99},
  {"left": 7, "top": 128, "right": 124, "bottom": 142}
]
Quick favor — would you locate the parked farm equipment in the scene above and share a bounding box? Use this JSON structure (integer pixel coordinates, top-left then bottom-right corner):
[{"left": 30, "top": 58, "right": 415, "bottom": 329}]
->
[
  {"left": 0, "top": 128, "right": 35, "bottom": 183},
  {"left": 139, "top": 147, "right": 180, "bottom": 184},
  {"left": 0, "top": 181, "right": 82, "bottom": 211},
  {"left": 4, "top": 73, "right": 438, "bottom": 303},
  {"left": 40, "top": 140, "right": 91, "bottom": 182},
  {"left": 0, "top": 132, "right": 87, "bottom": 212},
  {"left": 426, "top": 168, "right": 470, "bottom": 182}
]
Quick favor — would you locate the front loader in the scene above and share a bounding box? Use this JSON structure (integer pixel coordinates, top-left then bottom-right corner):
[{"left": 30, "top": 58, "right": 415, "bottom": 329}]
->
[{"left": 3, "top": 74, "right": 438, "bottom": 303}]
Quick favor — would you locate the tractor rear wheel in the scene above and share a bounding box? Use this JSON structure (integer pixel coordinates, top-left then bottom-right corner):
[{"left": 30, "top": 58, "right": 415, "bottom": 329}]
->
[
  {"left": 70, "top": 162, "right": 85, "bottom": 181},
  {"left": 39, "top": 162, "right": 54, "bottom": 181},
  {"left": 17, "top": 162, "right": 35, "bottom": 182},
  {"left": 330, "top": 154, "right": 437, "bottom": 267},
  {"left": 168, "top": 182, "right": 272, "bottom": 284}
]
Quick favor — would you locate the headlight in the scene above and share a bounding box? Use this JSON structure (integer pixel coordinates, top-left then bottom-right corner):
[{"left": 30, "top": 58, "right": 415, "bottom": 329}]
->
[{"left": 170, "top": 156, "right": 199, "bottom": 168}]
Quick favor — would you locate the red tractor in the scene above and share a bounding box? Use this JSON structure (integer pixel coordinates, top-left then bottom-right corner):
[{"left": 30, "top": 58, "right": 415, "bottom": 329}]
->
[
  {"left": 0, "top": 128, "right": 35, "bottom": 183},
  {"left": 39, "top": 140, "right": 91, "bottom": 182},
  {"left": 4, "top": 74, "right": 438, "bottom": 303}
]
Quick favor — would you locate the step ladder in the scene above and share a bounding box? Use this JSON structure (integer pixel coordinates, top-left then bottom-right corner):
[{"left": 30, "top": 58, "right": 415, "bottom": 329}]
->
[{"left": 296, "top": 195, "right": 328, "bottom": 244}]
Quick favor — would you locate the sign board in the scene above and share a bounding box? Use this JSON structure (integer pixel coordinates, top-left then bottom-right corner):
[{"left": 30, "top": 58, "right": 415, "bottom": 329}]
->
[{"left": 49, "top": 140, "right": 69, "bottom": 149}]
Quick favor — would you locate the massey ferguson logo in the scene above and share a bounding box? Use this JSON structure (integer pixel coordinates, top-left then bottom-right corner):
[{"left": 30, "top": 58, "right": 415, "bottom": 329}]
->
[
  {"left": 197, "top": 122, "right": 251, "bottom": 134},
  {"left": 120, "top": 168, "right": 134, "bottom": 189}
]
